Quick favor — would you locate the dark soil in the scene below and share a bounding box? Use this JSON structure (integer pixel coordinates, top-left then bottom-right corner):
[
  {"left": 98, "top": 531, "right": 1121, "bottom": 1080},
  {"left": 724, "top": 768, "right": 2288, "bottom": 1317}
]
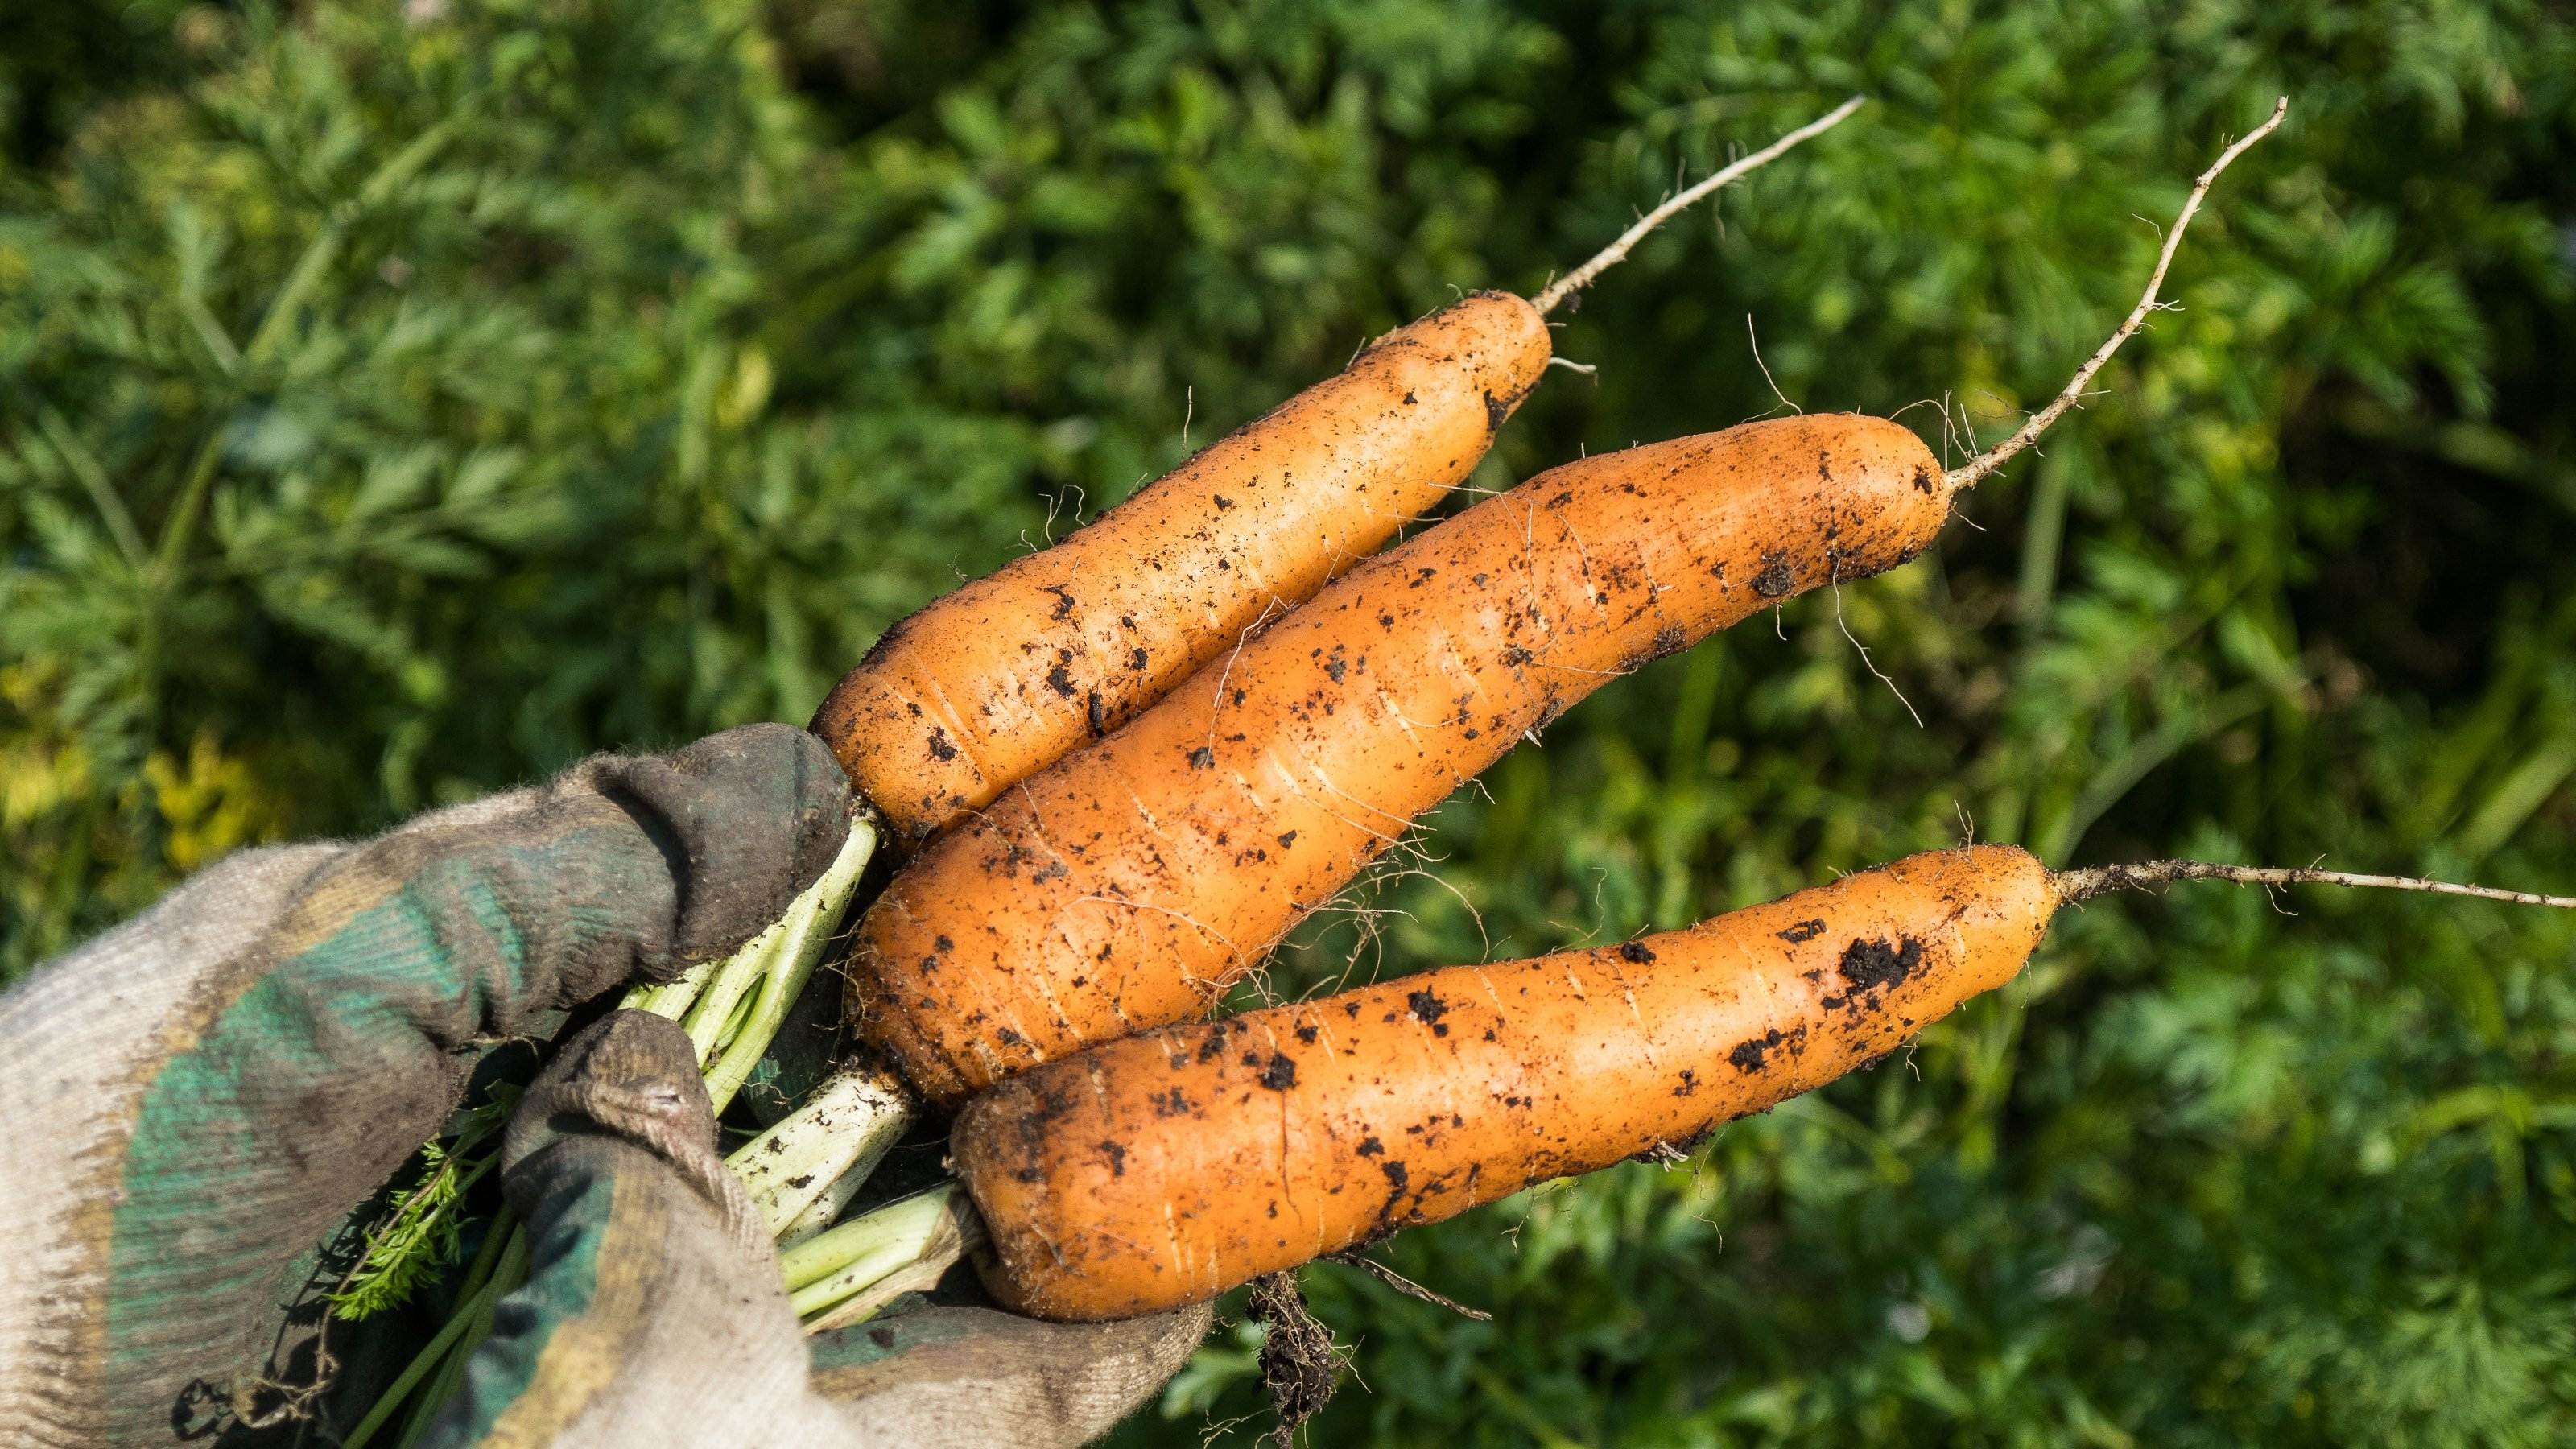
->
[{"left": 1250, "top": 1270, "right": 1341, "bottom": 1447}]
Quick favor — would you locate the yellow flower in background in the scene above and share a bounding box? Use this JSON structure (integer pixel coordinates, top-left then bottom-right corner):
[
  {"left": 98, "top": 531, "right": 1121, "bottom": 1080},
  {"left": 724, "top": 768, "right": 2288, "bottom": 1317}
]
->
[{"left": 143, "top": 735, "right": 282, "bottom": 875}]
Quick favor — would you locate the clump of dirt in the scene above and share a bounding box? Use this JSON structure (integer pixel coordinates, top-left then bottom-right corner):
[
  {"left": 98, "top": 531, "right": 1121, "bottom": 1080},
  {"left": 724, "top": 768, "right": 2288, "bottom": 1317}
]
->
[
  {"left": 1250, "top": 1270, "right": 1344, "bottom": 1447},
  {"left": 1751, "top": 549, "right": 1797, "bottom": 597},
  {"left": 1837, "top": 935, "right": 1922, "bottom": 992}
]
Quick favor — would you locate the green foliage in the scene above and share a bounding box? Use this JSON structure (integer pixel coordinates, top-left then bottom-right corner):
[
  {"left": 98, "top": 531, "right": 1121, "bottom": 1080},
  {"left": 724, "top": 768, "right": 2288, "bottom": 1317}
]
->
[
  {"left": 6, "top": 1, "right": 2575, "bottom": 1443},
  {"left": 330, "top": 1084, "right": 515, "bottom": 1321}
]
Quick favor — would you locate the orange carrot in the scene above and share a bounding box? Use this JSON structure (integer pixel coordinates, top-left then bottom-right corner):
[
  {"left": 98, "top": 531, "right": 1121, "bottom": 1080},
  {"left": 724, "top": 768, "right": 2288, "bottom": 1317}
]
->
[
  {"left": 952, "top": 846, "right": 2576, "bottom": 1321},
  {"left": 845, "top": 102, "right": 2289, "bottom": 1104},
  {"left": 955, "top": 846, "right": 2046, "bottom": 1321},
  {"left": 811, "top": 102, "right": 1868, "bottom": 845},
  {"left": 814, "top": 291, "right": 1548, "bottom": 844},
  {"left": 853, "top": 415, "right": 1946, "bottom": 1102}
]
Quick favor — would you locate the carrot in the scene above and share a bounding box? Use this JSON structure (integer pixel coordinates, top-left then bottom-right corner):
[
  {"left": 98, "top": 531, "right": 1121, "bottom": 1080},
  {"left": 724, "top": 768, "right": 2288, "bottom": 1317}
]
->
[
  {"left": 952, "top": 846, "right": 2576, "bottom": 1321},
  {"left": 848, "top": 103, "right": 2292, "bottom": 1104},
  {"left": 853, "top": 413, "right": 1947, "bottom": 1100},
  {"left": 812, "top": 101, "right": 1868, "bottom": 845},
  {"left": 814, "top": 291, "right": 1547, "bottom": 843}
]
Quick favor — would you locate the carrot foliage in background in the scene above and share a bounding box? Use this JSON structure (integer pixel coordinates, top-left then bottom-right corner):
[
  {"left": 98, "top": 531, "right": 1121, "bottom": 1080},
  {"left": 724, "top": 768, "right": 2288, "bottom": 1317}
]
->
[{"left": 4, "top": 2, "right": 2575, "bottom": 1443}]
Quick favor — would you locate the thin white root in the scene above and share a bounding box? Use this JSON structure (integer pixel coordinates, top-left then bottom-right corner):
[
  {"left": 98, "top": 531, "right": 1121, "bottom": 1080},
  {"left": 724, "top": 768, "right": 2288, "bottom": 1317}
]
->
[
  {"left": 1946, "top": 97, "right": 2288, "bottom": 491},
  {"left": 1327, "top": 1253, "right": 1492, "bottom": 1320},
  {"left": 2055, "top": 859, "right": 2576, "bottom": 910},
  {"left": 1831, "top": 580, "right": 1921, "bottom": 728},
  {"left": 1747, "top": 312, "right": 1798, "bottom": 415},
  {"left": 1532, "top": 95, "right": 1867, "bottom": 317}
]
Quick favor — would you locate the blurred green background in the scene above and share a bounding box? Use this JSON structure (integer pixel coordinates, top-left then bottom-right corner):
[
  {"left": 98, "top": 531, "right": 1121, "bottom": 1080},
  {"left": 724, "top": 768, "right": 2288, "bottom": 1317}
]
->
[{"left": 6, "top": 1, "right": 2576, "bottom": 1443}]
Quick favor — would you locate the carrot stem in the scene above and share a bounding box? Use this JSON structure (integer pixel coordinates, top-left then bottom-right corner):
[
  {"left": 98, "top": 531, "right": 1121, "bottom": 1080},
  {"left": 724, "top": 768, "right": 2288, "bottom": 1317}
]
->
[
  {"left": 341, "top": 1211, "right": 514, "bottom": 1449},
  {"left": 727, "top": 1060, "right": 914, "bottom": 1236},
  {"left": 679, "top": 914, "right": 790, "bottom": 1063},
  {"left": 702, "top": 817, "right": 877, "bottom": 1113},
  {"left": 798, "top": 1211, "right": 979, "bottom": 1335},
  {"left": 623, "top": 956, "right": 718, "bottom": 1020},
  {"left": 779, "top": 1185, "right": 978, "bottom": 1315},
  {"left": 777, "top": 1156, "right": 873, "bottom": 1249},
  {"left": 618, "top": 815, "right": 875, "bottom": 1067}
]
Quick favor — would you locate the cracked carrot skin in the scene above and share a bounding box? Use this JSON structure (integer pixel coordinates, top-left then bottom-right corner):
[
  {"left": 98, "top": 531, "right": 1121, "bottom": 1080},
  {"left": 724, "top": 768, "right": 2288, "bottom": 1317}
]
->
[
  {"left": 851, "top": 413, "right": 1951, "bottom": 1105},
  {"left": 811, "top": 291, "right": 1550, "bottom": 846},
  {"left": 953, "top": 845, "right": 2055, "bottom": 1322}
]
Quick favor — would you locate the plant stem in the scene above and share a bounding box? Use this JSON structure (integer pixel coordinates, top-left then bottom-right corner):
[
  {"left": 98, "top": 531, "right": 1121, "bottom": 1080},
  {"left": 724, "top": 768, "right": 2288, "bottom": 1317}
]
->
[
  {"left": 781, "top": 1186, "right": 980, "bottom": 1322},
  {"left": 728, "top": 1060, "right": 914, "bottom": 1236},
  {"left": 799, "top": 1226, "right": 975, "bottom": 1335},
  {"left": 33, "top": 404, "right": 147, "bottom": 568},
  {"left": 394, "top": 1228, "right": 525, "bottom": 1449},
  {"left": 623, "top": 956, "right": 719, "bottom": 1019},
  {"left": 701, "top": 817, "right": 877, "bottom": 1111},
  {"left": 680, "top": 915, "right": 789, "bottom": 1063},
  {"left": 621, "top": 815, "right": 875, "bottom": 1055},
  {"left": 777, "top": 1185, "right": 955, "bottom": 1294},
  {"left": 777, "top": 1159, "right": 870, "bottom": 1249},
  {"left": 342, "top": 1209, "right": 512, "bottom": 1449}
]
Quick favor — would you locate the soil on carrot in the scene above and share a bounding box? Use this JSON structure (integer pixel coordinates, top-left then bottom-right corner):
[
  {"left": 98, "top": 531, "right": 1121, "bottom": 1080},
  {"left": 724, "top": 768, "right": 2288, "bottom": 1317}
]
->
[
  {"left": 1837, "top": 936, "right": 1923, "bottom": 993},
  {"left": 1751, "top": 551, "right": 1797, "bottom": 597},
  {"left": 1728, "top": 1023, "right": 1810, "bottom": 1073}
]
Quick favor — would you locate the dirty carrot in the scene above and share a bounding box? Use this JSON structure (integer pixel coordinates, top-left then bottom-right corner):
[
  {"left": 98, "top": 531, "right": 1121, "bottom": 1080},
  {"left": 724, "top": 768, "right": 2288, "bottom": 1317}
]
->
[
  {"left": 852, "top": 411, "right": 1946, "bottom": 1102},
  {"left": 811, "top": 101, "right": 1864, "bottom": 846},
  {"left": 952, "top": 844, "right": 2575, "bottom": 1321},
  {"left": 811, "top": 291, "right": 1545, "bottom": 844},
  {"left": 852, "top": 105, "right": 2289, "bottom": 1104}
]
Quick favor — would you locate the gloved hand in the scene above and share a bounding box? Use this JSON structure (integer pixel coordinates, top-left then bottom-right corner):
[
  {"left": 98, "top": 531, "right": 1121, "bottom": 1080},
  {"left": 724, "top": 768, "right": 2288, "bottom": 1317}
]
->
[{"left": 0, "top": 724, "right": 1208, "bottom": 1447}]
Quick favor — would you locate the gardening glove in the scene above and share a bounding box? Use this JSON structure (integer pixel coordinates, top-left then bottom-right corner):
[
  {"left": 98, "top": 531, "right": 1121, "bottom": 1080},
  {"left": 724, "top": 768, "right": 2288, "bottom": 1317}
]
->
[
  {"left": 0, "top": 723, "right": 1206, "bottom": 1447},
  {"left": 424, "top": 1009, "right": 1209, "bottom": 1448}
]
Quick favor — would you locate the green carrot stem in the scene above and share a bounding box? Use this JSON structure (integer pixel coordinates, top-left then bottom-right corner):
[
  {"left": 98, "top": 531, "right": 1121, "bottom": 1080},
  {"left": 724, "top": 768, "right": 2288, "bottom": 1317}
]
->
[
  {"left": 700, "top": 819, "right": 877, "bottom": 1112},
  {"left": 799, "top": 1238, "right": 968, "bottom": 1335},
  {"left": 788, "top": 1186, "right": 982, "bottom": 1327},
  {"left": 679, "top": 815, "right": 874, "bottom": 1071},
  {"left": 779, "top": 1186, "right": 960, "bottom": 1296},
  {"left": 728, "top": 1061, "right": 914, "bottom": 1236},
  {"left": 394, "top": 1227, "right": 530, "bottom": 1449},
  {"left": 711, "top": 980, "right": 763, "bottom": 1060},
  {"left": 341, "top": 1210, "right": 512, "bottom": 1449},
  {"left": 777, "top": 1162, "right": 867, "bottom": 1249},
  {"left": 680, "top": 916, "right": 788, "bottom": 1064},
  {"left": 623, "top": 956, "right": 718, "bottom": 1019}
]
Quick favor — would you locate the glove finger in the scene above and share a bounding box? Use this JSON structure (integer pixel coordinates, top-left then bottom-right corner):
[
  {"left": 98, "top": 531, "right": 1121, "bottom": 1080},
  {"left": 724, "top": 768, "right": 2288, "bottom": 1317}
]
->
[
  {"left": 568, "top": 724, "right": 857, "bottom": 975},
  {"left": 0, "top": 724, "right": 849, "bottom": 1445},
  {"left": 421, "top": 1011, "right": 839, "bottom": 1448},
  {"left": 809, "top": 1302, "right": 1215, "bottom": 1448}
]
